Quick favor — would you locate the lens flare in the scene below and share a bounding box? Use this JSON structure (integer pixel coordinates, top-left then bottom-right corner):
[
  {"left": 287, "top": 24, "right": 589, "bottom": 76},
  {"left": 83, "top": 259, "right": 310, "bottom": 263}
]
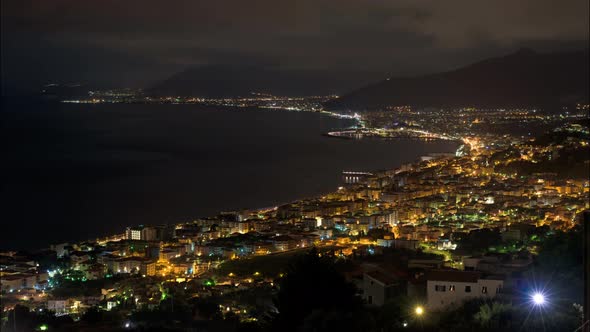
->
[{"left": 531, "top": 292, "right": 545, "bottom": 306}]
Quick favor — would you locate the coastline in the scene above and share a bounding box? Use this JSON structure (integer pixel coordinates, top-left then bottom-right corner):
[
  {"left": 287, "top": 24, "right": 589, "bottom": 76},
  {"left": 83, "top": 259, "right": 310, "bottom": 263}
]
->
[
  {"left": 90, "top": 138, "right": 460, "bottom": 250},
  {"left": 1, "top": 103, "right": 460, "bottom": 250}
]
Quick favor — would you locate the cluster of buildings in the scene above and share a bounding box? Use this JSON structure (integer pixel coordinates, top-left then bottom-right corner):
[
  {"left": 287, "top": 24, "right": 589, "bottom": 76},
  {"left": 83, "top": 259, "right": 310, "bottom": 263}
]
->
[
  {"left": 363, "top": 106, "right": 588, "bottom": 139},
  {"left": 0, "top": 254, "right": 48, "bottom": 292},
  {"left": 1, "top": 107, "right": 588, "bottom": 321}
]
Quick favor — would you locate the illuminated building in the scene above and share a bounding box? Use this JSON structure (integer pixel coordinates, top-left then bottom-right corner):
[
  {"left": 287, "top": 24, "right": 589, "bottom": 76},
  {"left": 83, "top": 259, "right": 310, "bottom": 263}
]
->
[
  {"left": 126, "top": 226, "right": 158, "bottom": 241},
  {"left": 127, "top": 228, "right": 141, "bottom": 240},
  {"left": 273, "top": 235, "right": 294, "bottom": 251},
  {"left": 140, "top": 260, "right": 157, "bottom": 276},
  {"left": 426, "top": 270, "right": 503, "bottom": 310},
  {"left": 47, "top": 300, "right": 68, "bottom": 315}
]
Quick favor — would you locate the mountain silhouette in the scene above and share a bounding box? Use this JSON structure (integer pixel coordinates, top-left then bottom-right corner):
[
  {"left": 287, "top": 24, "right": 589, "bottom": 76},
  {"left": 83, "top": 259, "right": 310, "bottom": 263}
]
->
[
  {"left": 147, "top": 65, "right": 374, "bottom": 98},
  {"left": 324, "top": 49, "right": 589, "bottom": 111}
]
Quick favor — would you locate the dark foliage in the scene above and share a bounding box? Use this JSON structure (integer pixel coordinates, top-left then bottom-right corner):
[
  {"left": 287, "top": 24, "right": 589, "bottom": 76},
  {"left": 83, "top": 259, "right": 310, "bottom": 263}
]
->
[{"left": 271, "top": 248, "right": 368, "bottom": 332}]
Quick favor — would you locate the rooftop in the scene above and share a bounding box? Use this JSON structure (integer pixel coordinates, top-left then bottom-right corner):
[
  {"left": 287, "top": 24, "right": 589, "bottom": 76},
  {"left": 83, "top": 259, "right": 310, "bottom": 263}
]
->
[
  {"left": 366, "top": 271, "right": 399, "bottom": 286},
  {"left": 426, "top": 270, "right": 481, "bottom": 283}
]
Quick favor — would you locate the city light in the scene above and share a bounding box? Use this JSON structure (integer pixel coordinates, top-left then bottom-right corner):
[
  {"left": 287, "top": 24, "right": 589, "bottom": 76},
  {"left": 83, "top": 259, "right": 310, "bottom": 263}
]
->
[
  {"left": 414, "top": 306, "right": 424, "bottom": 316},
  {"left": 531, "top": 292, "right": 546, "bottom": 306},
  {"left": 2, "top": 2, "right": 589, "bottom": 332}
]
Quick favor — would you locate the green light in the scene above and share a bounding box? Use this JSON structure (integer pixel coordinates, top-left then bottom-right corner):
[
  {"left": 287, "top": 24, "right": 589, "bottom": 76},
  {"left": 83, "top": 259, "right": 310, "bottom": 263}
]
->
[{"left": 39, "top": 324, "right": 48, "bottom": 331}]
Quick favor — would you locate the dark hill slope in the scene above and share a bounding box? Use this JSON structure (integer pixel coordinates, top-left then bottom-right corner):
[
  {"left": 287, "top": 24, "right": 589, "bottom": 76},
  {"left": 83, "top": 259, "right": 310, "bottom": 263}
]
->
[
  {"left": 324, "top": 49, "right": 589, "bottom": 111},
  {"left": 147, "top": 65, "right": 372, "bottom": 98}
]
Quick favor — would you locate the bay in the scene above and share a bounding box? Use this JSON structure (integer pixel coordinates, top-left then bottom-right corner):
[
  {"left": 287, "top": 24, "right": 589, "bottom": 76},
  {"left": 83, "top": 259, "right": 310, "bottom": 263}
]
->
[{"left": 1, "top": 102, "right": 459, "bottom": 249}]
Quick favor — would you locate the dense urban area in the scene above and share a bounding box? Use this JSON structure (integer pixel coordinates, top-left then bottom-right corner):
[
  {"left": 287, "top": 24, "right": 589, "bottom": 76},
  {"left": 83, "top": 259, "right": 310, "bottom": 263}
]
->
[{"left": 1, "top": 90, "right": 589, "bottom": 331}]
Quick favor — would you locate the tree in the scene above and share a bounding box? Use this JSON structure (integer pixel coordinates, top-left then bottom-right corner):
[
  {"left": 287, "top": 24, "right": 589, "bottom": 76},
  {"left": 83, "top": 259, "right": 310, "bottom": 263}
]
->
[
  {"left": 534, "top": 227, "right": 583, "bottom": 303},
  {"left": 271, "top": 248, "right": 366, "bottom": 332},
  {"left": 4, "top": 305, "right": 34, "bottom": 332},
  {"left": 192, "top": 298, "right": 223, "bottom": 320},
  {"left": 2, "top": 305, "right": 73, "bottom": 332},
  {"left": 81, "top": 306, "right": 103, "bottom": 323},
  {"left": 473, "top": 302, "right": 514, "bottom": 329},
  {"left": 458, "top": 228, "right": 501, "bottom": 252},
  {"left": 372, "top": 296, "right": 411, "bottom": 331}
]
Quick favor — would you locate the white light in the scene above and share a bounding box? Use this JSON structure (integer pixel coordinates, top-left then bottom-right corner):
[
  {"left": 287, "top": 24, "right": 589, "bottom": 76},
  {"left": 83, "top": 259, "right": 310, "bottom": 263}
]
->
[
  {"left": 532, "top": 292, "right": 545, "bottom": 305},
  {"left": 125, "top": 322, "right": 130, "bottom": 328}
]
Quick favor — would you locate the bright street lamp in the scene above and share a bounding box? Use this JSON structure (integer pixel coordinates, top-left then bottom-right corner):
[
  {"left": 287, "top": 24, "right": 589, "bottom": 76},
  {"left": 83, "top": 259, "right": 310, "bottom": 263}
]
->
[
  {"left": 531, "top": 292, "right": 546, "bottom": 306},
  {"left": 415, "top": 306, "right": 424, "bottom": 316}
]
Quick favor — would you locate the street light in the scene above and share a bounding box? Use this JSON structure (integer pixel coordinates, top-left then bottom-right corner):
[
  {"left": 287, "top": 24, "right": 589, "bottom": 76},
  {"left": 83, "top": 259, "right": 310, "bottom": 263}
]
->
[
  {"left": 531, "top": 292, "right": 546, "bottom": 306},
  {"left": 415, "top": 306, "right": 424, "bottom": 316}
]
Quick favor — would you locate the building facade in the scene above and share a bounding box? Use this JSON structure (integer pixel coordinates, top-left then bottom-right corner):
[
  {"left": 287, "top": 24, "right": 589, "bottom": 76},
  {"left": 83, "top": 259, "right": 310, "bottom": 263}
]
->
[{"left": 426, "top": 270, "right": 503, "bottom": 310}]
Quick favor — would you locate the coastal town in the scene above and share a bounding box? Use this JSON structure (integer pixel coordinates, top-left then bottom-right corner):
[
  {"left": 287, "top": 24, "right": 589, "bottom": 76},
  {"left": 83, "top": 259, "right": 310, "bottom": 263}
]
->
[
  {"left": 1, "top": 101, "right": 588, "bottom": 330},
  {"left": 3, "top": 0, "right": 589, "bottom": 329}
]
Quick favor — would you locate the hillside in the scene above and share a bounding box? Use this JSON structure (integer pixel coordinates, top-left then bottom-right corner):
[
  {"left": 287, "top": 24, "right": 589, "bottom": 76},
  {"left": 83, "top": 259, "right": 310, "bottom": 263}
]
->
[
  {"left": 146, "top": 65, "right": 372, "bottom": 98},
  {"left": 324, "top": 49, "right": 589, "bottom": 111}
]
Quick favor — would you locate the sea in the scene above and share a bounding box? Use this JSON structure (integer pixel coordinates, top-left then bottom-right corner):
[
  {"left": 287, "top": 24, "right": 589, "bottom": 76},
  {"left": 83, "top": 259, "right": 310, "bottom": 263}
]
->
[{"left": 1, "top": 101, "right": 459, "bottom": 250}]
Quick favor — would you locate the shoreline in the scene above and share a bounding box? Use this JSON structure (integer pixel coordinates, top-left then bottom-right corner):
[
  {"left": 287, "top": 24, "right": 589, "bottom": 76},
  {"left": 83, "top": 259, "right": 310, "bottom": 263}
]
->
[
  {"left": 87, "top": 140, "right": 461, "bottom": 250},
  {"left": 3, "top": 137, "right": 461, "bottom": 252},
  {"left": 1, "top": 104, "right": 460, "bottom": 251}
]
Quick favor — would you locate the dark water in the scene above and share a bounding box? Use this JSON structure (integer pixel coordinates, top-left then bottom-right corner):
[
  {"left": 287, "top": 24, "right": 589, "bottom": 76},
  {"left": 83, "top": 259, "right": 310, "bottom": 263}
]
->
[{"left": 1, "top": 102, "right": 459, "bottom": 250}]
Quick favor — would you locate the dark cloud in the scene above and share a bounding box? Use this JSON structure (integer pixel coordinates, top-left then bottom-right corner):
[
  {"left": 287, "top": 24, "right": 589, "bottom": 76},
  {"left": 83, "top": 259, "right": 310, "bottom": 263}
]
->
[{"left": 2, "top": 0, "right": 588, "bottom": 92}]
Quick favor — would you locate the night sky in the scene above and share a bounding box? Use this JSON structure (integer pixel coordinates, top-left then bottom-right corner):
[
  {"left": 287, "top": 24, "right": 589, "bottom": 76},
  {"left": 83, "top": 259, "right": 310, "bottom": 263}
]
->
[{"left": 2, "top": 0, "right": 588, "bottom": 94}]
